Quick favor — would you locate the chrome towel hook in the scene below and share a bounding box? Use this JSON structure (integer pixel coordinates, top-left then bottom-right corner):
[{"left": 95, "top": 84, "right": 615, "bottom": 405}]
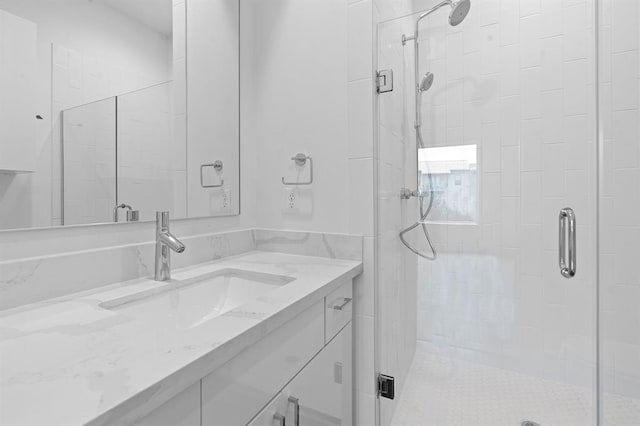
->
[{"left": 282, "top": 153, "right": 313, "bottom": 185}]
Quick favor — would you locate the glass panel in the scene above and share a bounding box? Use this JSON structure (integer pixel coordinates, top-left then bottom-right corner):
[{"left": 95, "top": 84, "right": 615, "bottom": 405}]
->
[
  {"left": 376, "top": 1, "right": 598, "bottom": 424},
  {"left": 62, "top": 97, "right": 116, "bottom": 225},
  {"left": 598, "top": 0, "right": 640, "bottom": 423},
  {"left": 376, "top": 13, "right": 418, "bottom": 426},
  {"left": 116, "top": 83, "right": 186, "bottom": 222}
]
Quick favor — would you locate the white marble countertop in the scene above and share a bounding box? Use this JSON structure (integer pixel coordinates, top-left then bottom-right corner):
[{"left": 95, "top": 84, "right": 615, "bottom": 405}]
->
[{"left": 0, "top": 251, "right": 362, "bottom": 426}]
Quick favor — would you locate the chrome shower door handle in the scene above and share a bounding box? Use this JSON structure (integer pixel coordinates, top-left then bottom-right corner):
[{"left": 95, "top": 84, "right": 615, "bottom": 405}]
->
[{"left": 559, "top": 207, "right": 576, "bottom": 278}]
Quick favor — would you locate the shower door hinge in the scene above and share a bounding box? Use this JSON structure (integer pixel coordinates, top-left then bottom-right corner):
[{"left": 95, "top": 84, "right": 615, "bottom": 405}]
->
[
  {"left": 376, "top": 69, "right": 394, "bottom": 93},
  {"left": 377, "top": 374, "right": 395, "bottom": 399}
]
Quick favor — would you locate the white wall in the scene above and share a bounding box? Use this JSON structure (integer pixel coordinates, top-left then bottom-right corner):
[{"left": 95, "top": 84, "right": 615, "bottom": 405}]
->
[
  {"left": 0, "top": 10, "right": 37, "bottom": 229},
  {"left": 242, "top": 0, "right": 350, "bottom": 234},
  {"left": 0, "top": 9, "right": 36, "bottom": 173}
]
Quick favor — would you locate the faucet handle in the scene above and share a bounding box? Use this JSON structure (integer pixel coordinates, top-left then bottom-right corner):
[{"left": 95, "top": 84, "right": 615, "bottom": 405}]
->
[{"left": 156, "top": 211, "right": 170, "bottom": 229}]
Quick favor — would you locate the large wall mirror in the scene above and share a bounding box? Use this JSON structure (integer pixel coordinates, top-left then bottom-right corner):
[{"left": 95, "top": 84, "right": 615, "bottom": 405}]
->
[{"left": 0, "top": 0, "right": 239, "bottom": 230}]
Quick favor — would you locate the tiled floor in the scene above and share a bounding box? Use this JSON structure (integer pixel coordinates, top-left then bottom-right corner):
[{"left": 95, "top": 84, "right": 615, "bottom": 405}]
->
[{"left": 391, "top": 342, "right": 640, "bottom": 426}]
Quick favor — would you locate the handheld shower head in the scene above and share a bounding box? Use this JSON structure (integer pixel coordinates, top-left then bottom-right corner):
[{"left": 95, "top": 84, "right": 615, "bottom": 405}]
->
[
  {"left": 420, "top": 72, "right": 434, "bottom": 92},
  {"left": 449, "top": 0, "right": 471, "bottom": 26}
]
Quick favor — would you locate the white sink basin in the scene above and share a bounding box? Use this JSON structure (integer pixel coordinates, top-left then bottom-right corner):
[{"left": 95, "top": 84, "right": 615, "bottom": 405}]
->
[{"left": 100, "top": 268, "right": 295, "bottom": 329}]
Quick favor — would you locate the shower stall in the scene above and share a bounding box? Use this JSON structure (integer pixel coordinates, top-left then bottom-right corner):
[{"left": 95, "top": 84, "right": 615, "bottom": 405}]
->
[{"left": 374, "top": 0, "right": 640, "bottom": 424}]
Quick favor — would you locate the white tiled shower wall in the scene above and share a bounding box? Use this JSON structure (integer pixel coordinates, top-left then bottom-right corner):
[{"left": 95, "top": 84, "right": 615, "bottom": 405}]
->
[{"left": 599, "top": 0, "right": 640, "bottom": 401}]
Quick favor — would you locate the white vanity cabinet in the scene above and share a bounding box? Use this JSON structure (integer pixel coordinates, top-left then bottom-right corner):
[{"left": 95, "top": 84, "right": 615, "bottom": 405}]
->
[
  {"left": 126, "top": 280, "right": 353, "bottom": 426},
  {"left": 201, "top": 300, "right": 326, "bottom": 425},
  {"left": 249, "top": 323, "right": 353, "bottom": 426},
  {"left": 287, "top": 322, "right": 352, "bottom": 425},
  {"left": 202, "top": 280, "right": 354, "bottom": 426}
]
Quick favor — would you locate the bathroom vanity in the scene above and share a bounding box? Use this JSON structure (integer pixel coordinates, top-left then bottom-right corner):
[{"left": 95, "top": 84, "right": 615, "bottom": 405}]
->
[{"left": 0, "top": 251, "right": 361, "bottom": 425}]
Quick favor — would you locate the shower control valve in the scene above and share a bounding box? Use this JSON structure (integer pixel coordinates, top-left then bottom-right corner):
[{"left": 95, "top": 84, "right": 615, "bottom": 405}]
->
[{"left": 400, "top": 188, "right": 420, "bottom": 199}]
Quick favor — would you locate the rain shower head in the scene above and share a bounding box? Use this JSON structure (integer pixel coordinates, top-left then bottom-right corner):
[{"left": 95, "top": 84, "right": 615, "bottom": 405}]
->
[
  {"left": 420, "top": 72, "right": 434, "bottom": 91},
  {"left": 449, "top": 0, "right": 471, "bottom": 26}
]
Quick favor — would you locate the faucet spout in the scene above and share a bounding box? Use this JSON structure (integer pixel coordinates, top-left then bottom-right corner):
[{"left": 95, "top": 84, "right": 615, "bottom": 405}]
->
[
  {"left": 159, "top": 231, "right": 185, "bottom": 253},
  {"left": 154, "top": 211, "right": 185, "bottom": 281}
]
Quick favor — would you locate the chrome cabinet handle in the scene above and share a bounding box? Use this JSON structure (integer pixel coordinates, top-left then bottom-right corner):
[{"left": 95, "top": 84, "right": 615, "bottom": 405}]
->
[
  {"left": 332, "top": 297, "right": 352, "bottom": 311},
  {"left": 559, "top": 207, "right": 576, "bottom": 278},
  {"left": 273, "top": 413, "right": 285, "bottom": 426},
  {"left": 288, "top": 396, "right": 300, "bottom": 426}
]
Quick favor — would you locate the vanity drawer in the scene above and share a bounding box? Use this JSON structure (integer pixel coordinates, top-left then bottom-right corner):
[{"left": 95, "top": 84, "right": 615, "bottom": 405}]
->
[
  {"left": 201, "top": 300, "right": 324, "bottom": 426},
  {"left": 325, "top": 281, "right": 353, "bottom": 343}
]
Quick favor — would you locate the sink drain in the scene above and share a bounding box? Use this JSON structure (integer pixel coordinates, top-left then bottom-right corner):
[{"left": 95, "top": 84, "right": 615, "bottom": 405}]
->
[{"left": 521, "top": 421, "right": 540, "bottom": 426}]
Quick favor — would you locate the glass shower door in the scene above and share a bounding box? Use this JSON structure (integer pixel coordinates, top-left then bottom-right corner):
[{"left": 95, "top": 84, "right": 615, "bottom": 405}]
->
[
  {"left": 598, "top": 0, "right": 640, "bottom": 423},
  {"left": 375, "top": 2, "right": 598, "bottom": 425}
]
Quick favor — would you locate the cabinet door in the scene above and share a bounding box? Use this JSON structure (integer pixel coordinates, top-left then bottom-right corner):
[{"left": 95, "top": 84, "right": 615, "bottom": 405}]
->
[
  {"left": 133, "top": 382, "right": 201, "bottom": 426},
  {"left": 285, "top": 323, "right": 352, "bottom": 426},
  {"left": 247, "top": 392, "right": 289, "bottom": 426},
  {"left": 201, "top": 301, "right": 324, "bottom": 425}
]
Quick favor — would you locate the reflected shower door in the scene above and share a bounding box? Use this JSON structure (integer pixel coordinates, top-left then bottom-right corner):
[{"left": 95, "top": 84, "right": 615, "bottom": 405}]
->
[
  {"left": 116, "top": 83, "right": 186, "bottom": 222},
  {"left": 62, "top": 97, "right": 116, "bottom": 225},
  {"left": 375, "top": 2, "right": 598, "bottom": 425}
]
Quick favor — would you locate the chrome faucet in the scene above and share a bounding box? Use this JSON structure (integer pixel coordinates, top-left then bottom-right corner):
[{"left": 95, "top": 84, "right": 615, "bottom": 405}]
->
[{"left": 155, "top": 211, "right": 185, "bottom": 281}]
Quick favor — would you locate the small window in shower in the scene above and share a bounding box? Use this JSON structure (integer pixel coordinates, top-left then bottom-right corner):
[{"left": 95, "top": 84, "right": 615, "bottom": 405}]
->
[{"left": 418, "top": 144, "right": 478, "bottom": 224}]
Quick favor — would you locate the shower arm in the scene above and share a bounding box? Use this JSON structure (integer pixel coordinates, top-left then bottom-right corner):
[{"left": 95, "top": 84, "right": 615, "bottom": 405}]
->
[
  {"left": 403, "top": 0, "right": 453, "bottom": 44},
  {"left": 415, "top": 1, "right": 453, "bottom": 33}
]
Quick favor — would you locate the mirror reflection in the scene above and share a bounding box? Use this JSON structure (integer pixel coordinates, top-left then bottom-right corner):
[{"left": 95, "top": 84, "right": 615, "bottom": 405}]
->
[{"left": 0, "top": 0, "right": 239, "bottom": 230}]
